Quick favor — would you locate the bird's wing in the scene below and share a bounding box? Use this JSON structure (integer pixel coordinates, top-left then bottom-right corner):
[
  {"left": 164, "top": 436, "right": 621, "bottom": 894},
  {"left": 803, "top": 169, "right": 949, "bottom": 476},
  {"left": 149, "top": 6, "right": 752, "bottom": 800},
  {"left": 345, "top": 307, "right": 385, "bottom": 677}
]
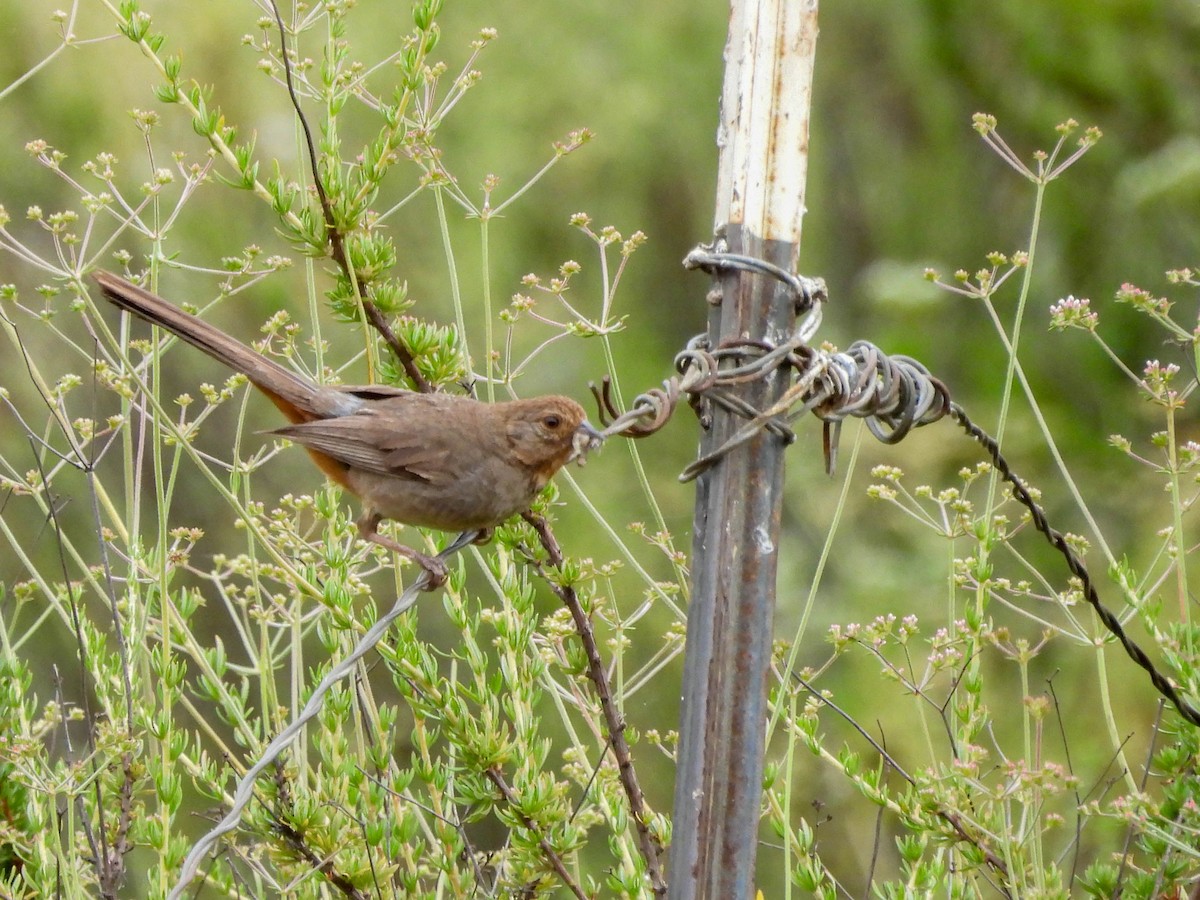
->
[{"left": 272, "top": 411, "right": 457, "bottom": 484}]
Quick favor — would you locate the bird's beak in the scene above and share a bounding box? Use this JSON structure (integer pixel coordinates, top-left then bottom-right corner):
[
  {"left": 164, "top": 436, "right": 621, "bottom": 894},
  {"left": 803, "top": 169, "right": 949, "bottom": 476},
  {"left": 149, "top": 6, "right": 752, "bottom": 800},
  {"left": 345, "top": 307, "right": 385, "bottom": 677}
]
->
[{"left": 570, "top": 421, "right": 605, "bottom": 464}]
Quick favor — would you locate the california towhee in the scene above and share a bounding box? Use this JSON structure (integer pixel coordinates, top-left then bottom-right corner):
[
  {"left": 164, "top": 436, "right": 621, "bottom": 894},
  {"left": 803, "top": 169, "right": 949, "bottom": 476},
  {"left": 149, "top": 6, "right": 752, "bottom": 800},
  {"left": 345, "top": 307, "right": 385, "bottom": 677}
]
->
[{"left": 93, "top": 271, "right": 602, "bottom": 586}]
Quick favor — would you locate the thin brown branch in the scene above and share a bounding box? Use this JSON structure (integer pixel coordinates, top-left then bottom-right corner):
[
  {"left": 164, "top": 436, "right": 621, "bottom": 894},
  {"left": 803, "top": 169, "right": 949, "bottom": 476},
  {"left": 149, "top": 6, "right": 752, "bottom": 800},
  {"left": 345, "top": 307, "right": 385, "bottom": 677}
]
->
[
  {"left": 268, "top": 1, "right": 431, "bottom": 394},
  {"left": 359, "top": 299, "right": 431, "bottom": 393},
  {"left": 522, "top": 512, "right": 667, "bottom": 896},
  {"left": 485, "top": 767, "right": 589, "bottom": 900},
  {"left": 269, "top": 9, "right": 650, "bottom": 894},
  {"left": 97, "top": 754, "right": 136, "bottom": 898},
  {"left": 273, "top": 820, "right": 370, "bottom": 900}
]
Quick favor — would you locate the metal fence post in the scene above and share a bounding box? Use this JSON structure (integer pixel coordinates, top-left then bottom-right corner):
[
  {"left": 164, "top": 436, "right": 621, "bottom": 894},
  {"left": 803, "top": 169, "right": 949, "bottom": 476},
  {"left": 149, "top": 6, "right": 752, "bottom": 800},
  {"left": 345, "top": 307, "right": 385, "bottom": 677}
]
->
[{"left": 668, "top": 2, "right": 819, "bottom": 897}]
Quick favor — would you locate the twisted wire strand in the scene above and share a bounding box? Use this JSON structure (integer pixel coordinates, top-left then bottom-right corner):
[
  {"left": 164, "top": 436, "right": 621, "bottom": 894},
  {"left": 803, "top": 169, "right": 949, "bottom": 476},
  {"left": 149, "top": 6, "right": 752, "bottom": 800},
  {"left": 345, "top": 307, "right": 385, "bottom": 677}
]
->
[
  {"left": 683, "top": 245, "right": 825, "bottom": 315},
  {"left": 167, "top": 531, "right": 481, "bottom": 899},
  {"left": 950, "top": 404, "right": 1200, "bottom": 728}
]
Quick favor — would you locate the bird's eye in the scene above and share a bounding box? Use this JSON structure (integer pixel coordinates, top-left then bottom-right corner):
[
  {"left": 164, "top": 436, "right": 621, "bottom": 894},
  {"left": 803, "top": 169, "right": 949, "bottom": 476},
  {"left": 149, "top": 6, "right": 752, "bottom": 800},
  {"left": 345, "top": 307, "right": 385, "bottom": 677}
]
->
[{"left": 543, "top": 414, "right": 562, "bottom": 429}]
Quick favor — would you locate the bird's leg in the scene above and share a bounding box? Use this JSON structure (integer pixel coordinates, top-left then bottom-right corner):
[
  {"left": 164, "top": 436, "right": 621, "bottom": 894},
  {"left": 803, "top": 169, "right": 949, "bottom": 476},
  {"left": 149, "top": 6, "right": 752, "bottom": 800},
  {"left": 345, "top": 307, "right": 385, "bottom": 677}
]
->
[{"left": 357, "top": 511, "right": 448, "bottom": 590}]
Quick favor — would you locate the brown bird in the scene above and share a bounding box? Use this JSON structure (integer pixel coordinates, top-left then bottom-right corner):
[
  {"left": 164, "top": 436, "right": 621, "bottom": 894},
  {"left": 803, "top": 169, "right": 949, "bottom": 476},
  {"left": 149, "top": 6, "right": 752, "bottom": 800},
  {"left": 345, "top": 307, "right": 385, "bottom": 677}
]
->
[{"left": 93, "top": 271, "right": 602, "bottom": 586}]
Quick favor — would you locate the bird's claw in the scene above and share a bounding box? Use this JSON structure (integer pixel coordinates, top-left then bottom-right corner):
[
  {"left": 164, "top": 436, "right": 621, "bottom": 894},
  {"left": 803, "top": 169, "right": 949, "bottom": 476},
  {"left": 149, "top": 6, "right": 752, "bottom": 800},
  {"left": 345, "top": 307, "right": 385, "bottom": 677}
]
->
[{"left": 412, "top": 552, "right": 449, "bottom": 591}]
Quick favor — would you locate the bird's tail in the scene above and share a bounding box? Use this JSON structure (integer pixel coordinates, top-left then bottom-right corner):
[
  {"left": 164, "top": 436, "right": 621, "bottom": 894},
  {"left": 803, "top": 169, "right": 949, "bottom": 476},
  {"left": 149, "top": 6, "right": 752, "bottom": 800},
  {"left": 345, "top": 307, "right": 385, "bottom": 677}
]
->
[{"left": 93, "top": 271, "right": 322, "bottom": 423}]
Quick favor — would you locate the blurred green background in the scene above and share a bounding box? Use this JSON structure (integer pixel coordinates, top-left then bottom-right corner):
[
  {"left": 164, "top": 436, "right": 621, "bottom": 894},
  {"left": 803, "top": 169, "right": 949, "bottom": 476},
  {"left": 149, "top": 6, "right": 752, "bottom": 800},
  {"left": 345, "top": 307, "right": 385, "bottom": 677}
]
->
[{"left": 3, "top": 0, "right": 1200, "bottom": 893}]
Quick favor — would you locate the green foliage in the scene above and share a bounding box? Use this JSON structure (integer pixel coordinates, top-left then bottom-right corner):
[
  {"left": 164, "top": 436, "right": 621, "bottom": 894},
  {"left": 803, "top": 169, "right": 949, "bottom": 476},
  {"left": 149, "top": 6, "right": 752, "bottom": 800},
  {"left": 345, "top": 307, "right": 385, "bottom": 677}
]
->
[
  {"left": 0, "top": 3, "right": 676, "bottom": 897},
  {"left": 4, "top": 1, "right": 1200, "bottom": 898}
]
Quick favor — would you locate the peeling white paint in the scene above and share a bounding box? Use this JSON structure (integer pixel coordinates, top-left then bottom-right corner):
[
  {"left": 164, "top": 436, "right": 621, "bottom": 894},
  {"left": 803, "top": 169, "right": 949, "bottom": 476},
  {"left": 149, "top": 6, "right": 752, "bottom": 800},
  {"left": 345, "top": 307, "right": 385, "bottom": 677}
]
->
[{"left": 753, "top": 525, "right": 775, "bottom": 554}]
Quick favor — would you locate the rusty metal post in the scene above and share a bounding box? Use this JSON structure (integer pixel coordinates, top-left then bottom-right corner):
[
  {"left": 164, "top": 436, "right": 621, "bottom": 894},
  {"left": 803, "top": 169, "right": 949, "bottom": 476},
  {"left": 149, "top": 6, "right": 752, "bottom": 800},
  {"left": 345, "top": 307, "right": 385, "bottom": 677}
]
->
[{"left": 668, "top": 2, "right": 818, "bottom": 898}]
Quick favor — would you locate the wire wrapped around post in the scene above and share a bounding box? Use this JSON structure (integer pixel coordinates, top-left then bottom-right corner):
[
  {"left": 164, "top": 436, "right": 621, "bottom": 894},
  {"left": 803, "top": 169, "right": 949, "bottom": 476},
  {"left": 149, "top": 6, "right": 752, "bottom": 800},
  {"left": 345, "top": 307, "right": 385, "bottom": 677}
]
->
[{"left": 594, "top": 247, "right": 952, "bottom": 481}]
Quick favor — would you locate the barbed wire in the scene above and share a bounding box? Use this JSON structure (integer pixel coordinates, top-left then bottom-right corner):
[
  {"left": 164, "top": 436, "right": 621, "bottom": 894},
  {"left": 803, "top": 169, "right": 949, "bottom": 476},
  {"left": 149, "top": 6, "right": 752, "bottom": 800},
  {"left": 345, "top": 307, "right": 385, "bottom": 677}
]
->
[
  {"left": 591, "top": 242, "right": 1200, "bottom": 729},
  {"left": 593, "top": 244, "right": 952, "bottom": 481}
]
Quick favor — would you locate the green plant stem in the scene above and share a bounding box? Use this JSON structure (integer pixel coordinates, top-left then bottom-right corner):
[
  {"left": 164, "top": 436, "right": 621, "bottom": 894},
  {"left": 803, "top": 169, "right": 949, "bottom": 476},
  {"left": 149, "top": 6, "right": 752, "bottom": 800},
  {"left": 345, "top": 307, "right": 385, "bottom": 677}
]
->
[
  {"left": 968, "top": 177, "right": 1142, "bottom": 795},
  {"left": 559, "top": 469, "right": 684, "bottom": 620},
  {"left": 433, "top": 185, "right": 473, "bottom": 391},
  {"left": 1165, "top": 406, "right": 1191, "bottom": 627},
  {"left": 980, "top": 299, "right": 1117, "bottom": 566},
  {"left": 479, "top": 212, "right": 495, "bottom": 402},
  {"left": 768, "top": 422, "right": 863, "bottom": 744}
]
